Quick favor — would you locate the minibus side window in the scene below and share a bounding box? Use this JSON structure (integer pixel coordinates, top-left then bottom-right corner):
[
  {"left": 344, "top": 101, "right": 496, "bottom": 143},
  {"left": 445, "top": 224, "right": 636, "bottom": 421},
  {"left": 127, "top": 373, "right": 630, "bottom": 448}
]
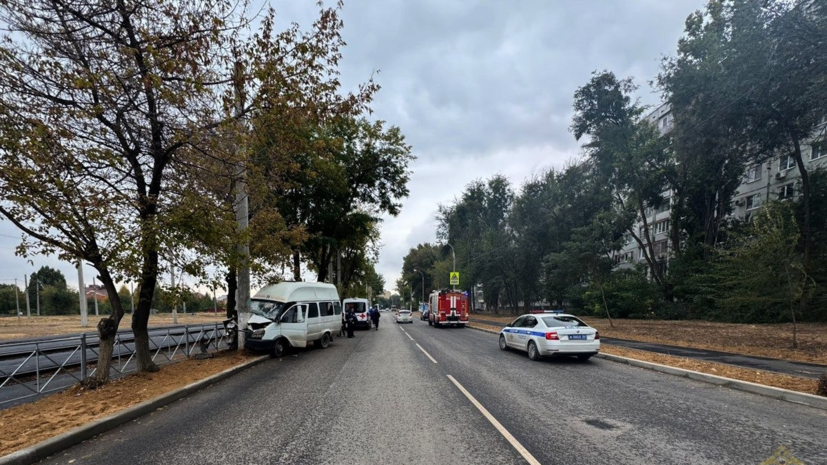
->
[
  {"left": 333, "top": 302, "right": 342, "bottom": 315},
  {"left": 307, "top": 303, "right": 319, "bottom": 318},
  {"left": 324, "top": 302, "right": 335, "bottom": 316},
  {"left": 281, "top": 304, "right": 305, "bottom": 323}
]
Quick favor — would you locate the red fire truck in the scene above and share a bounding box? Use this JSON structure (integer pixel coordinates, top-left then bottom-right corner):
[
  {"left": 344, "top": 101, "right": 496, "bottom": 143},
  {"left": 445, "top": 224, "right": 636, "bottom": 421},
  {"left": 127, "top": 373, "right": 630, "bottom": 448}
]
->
[{"left": 428, "top": 289, "right": 469, "bottom": 328}]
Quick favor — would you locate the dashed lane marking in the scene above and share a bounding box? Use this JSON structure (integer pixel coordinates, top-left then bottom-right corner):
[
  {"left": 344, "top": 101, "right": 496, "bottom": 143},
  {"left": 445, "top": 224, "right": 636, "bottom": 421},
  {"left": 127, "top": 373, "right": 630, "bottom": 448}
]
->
[
  {"left": 416, "top": 343, "right": 438, "bottom": 364},
  {"left": 447, "top": 375, "right": 541, "bottom": 465}
]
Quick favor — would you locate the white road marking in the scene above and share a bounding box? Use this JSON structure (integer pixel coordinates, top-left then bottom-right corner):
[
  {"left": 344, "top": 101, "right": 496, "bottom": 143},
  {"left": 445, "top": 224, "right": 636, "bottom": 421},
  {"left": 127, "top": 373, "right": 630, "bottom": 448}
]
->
[
  {"left": 447, "top": 375, "right": 541, "bottom": 465},
  {"left": 416, "top": 343, "right": 438, "bottom": 364},
  {"left": 405, "top": 333, "right": 414, "bottom": 341}
]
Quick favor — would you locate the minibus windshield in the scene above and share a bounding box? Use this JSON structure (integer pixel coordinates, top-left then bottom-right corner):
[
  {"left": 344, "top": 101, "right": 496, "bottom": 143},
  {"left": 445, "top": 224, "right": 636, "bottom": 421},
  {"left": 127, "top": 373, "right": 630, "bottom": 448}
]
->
[{"left": 251, "top": 299, "right": 285, "bottom": 320}]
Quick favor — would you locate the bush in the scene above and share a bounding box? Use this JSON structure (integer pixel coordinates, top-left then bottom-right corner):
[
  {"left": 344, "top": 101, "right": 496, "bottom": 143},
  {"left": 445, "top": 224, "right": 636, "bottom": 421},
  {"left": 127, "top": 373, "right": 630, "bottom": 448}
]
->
[{"left": 583, "top": 269, "right": 663, "bottom": 319}]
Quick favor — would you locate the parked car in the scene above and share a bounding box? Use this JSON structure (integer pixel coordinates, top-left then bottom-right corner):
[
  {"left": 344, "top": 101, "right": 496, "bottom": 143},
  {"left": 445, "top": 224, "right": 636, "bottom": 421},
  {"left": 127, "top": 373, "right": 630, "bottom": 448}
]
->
[
  {"left": 396, "top": 310, "right": 413, "bottom": 324},
  {"left": 498, "top": 311, "right": 599, "bottom": 361}
]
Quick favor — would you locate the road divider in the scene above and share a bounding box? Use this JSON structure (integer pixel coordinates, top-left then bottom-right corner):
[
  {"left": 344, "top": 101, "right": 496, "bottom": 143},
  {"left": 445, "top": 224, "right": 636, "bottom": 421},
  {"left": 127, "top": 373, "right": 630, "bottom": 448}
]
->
[{"left": 447, "top": 375, "right": 540, "bottom": 465}]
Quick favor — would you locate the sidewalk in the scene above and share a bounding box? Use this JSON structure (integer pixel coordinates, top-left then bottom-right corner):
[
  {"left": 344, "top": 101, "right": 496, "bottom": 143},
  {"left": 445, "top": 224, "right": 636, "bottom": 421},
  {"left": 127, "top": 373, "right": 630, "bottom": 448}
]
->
[{"left": 471, "top": 319, "right": 827, "bottom": 379}]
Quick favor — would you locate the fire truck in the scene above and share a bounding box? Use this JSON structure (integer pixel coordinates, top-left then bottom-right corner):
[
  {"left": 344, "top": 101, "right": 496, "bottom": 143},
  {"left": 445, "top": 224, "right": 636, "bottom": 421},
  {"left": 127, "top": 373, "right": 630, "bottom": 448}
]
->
[{"left": 428, "top": 289, "right": 469, "bottom": 328}]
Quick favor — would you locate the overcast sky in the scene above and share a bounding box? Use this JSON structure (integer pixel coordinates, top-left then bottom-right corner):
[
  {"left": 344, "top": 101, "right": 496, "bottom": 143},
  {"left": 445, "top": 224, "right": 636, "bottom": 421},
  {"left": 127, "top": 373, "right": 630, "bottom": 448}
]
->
[{"left": 0, "top": 0, "right": 705, "bottom": 297}]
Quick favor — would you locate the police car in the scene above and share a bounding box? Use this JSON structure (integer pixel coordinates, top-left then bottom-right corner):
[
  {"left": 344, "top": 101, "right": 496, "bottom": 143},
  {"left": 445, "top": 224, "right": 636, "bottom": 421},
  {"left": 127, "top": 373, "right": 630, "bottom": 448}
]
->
[{"left": 498, "top": 311, "right": 599, "bottom": 361}]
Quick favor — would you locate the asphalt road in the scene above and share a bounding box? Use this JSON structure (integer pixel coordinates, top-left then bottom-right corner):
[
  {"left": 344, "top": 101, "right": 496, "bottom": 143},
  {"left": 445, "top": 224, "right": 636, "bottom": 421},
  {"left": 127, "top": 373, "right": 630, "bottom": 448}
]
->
[{"left": 36, "top": 319, "right": 827, "bottom": 465}]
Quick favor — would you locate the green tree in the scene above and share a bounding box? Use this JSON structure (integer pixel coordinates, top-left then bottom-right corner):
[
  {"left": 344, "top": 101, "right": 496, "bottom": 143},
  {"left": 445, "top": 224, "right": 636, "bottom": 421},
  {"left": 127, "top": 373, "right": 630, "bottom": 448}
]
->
[
  {"left": 713, "top": 202, "right": 810, "bottom": 347},
  {"left": 572, "top": 71, "right": 671, "bottom": 295},
  {"left": 25, "top": 266, "right": 67, "bottom": 313}
]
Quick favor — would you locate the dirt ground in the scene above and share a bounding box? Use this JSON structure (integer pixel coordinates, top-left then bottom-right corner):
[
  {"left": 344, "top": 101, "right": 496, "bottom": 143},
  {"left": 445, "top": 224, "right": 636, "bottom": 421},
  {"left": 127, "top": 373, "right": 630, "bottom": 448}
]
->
[
  {"left": 471, "top": 314, "right": 827, "bottom": 365},
  {"left": 0, "top": 350, "right": 257, "bottom": 457},
  {"left": 0, "top": 313, "right": 227, "bottom": 341}
]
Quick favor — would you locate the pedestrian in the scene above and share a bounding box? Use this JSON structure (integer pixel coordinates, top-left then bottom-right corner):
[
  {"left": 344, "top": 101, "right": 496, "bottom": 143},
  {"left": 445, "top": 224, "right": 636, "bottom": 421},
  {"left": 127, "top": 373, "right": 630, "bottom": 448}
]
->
[
  {"left": 370, "top": 306, "right": 380, "bottom": 330},
  {"left": 345, "top": 306, "right": 356, "bottom": 338}
]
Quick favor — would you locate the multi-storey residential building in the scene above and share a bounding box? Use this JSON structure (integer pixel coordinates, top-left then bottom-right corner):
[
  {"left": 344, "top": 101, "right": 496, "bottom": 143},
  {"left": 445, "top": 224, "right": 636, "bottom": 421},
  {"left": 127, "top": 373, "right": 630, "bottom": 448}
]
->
[{"left": 614, "top": 102, "right": 827, "bottom": 273}]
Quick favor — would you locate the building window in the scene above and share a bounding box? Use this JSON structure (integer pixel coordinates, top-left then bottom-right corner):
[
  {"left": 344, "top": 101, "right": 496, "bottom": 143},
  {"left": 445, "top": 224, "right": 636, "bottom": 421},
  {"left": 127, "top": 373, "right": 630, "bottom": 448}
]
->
[
  {"left": 778, "top": 183, "right": 794, "bottom": 200},
  {"left": 745, "top": 164, "right": 762, "bottom": 182},
  {"left": 746, "top": 194, "right": 762, "bottom": 210},
  {"left": 661, "top": 114, "right": 670, "bottom": 128},
  {"left": 651, "top": 220, "right": 670, "bottom": 235},
  {"left": 779, "top": 155, "right": 796, "bottom": 171},
  {"left": 653, "top": 240, "right": 668, "bottom": 256},
  {"left": 811, "top": 143, "right": 826, "bottom": 161}
]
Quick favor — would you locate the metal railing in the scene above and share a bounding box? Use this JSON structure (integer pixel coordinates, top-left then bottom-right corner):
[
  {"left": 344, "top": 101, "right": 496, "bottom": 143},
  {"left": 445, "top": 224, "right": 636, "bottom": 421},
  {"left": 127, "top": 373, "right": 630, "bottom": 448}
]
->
[{"left": 0, "top": 324, "right": 231, "bottom": 407}]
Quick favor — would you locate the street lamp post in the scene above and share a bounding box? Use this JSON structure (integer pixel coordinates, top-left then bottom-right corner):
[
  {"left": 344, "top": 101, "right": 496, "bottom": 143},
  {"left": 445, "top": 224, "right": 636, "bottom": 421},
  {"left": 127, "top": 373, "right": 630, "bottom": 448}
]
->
[
  {"left": 444, "top": 243, "right": 456, "bottom": 290},
  {"left": 413, "top": 269, "right": 425, "bottom": 310}
]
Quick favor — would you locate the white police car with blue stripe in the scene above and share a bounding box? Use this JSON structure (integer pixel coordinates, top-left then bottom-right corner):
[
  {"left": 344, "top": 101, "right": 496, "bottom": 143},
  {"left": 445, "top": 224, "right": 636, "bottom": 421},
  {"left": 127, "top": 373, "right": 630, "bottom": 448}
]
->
[{"left": 498, "top": 311, "right": 600, "bottom": 361}]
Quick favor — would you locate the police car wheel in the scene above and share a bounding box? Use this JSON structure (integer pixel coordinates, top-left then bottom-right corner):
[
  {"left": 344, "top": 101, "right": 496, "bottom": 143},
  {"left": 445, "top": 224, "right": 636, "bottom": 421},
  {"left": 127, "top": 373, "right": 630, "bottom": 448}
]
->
[
  {"left": 498, "top": 335, "right": 508, "bottom": 351},
  {"left": 527, "top": 341, "right": 541, "bottom": 361}
]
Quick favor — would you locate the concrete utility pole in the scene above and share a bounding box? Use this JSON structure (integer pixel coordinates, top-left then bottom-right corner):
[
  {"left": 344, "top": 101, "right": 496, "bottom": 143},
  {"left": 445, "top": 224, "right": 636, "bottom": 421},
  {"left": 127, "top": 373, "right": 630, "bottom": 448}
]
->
[
  {"left": 92, "top": 276, "right": 99, "bottom": 316},
  {"left": 14, "top": 278, "right": 20, "bottom": 323},
  {"left": 233, "top": 59, "right": 250, "bottom": 348},
  {"left": 170, "top": 263, "right": 178, "bottom": 324},
  {"left": 213, "top": 285, "right": 218, "bottom": 314},
  {"left": 24, "top": 274, "right": 31, "bottom": 318},
  {"left": 77, "top": 262, "right": 88, "bottom": 327},
  {"left": 36, "top": 279, "right": 41, "bottom": 316}
]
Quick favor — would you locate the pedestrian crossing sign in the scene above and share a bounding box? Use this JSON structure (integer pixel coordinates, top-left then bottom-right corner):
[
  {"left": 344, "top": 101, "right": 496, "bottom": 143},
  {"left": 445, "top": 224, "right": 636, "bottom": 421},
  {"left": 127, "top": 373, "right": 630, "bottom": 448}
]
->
[{"left": 450, "top": 272, "right": 460, "bottom": 286}]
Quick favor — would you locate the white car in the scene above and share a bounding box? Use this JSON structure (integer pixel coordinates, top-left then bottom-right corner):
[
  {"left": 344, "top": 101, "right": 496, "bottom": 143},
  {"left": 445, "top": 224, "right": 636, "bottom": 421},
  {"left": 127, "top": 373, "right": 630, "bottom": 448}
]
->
[
  {"left": 396, "top": 310, "right": 413, "bottom": 324},
  {"left": 498, "top": 312, "right": 599, "bottom": 361}
]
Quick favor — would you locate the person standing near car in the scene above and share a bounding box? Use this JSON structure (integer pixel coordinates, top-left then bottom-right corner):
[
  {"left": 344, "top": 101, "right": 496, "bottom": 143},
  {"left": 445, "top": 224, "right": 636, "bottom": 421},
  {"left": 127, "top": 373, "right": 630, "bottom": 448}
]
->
[
  {"left": 370, "top": 306, "right": 380, "bottom": 330},
  {"left": 345, "top": 307, "right": 357, "bottom": 338}
]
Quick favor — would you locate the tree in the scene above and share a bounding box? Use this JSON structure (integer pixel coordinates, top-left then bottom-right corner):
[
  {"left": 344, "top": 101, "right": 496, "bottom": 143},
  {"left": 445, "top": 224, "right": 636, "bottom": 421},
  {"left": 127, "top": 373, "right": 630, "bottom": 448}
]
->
[
  {"left": 572, "top": 71, "right": 671, "bottom": 295},
  {"left": 712, "top": 202, "right": 811, "bottom": 347},
  {"left": 26, "top": 266, "right": 67, "bottom": 306},
  {"left": 546, "top": 211, "right": 626, "bottom": 327},
  {"left": 0, "top": 0, "right": 358, "bottom": 384},
  {"left": 270, "top": 116, "right": 413, "bottom": 282}
]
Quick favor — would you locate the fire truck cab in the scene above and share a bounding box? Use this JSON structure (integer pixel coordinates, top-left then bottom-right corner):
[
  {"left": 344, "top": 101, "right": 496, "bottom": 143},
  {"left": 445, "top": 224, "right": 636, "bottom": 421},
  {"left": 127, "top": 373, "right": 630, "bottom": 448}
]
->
[{"left": 428, "top": 289, "right": 469, "bottom": 328}]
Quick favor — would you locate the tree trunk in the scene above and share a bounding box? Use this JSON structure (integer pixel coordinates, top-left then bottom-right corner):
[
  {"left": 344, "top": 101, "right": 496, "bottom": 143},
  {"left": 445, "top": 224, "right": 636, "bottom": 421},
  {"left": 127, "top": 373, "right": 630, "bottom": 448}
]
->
[
  {"left": 132, "top": 247, "right": 160, "bottom": 373},
  {"left": 598, "top": 278, "right": 614, "bottom": 328},
  {"left": 791, "top": 138, "right": 812, "bottom": 270},
  {"left": 85, "top": 266, "right": 124, "bottom": 387},
  {"left": 792, "top": 138, "right": 812, "bottom": 331},
  {"left": 292, "top": 249, "right": 301, "bottom": 281},
  {"left": 226, "top": 268, "right": 237, "bottom": 320}
]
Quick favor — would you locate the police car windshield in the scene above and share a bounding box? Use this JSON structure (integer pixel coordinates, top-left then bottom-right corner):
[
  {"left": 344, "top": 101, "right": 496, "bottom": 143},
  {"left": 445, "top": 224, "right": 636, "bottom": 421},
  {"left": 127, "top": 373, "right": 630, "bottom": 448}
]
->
[
  {"left": 541, "top": 316, "right": 588, "bottom": 328},
  {"left": 250, "top": 299, "right": 285, "bottom": 320}
]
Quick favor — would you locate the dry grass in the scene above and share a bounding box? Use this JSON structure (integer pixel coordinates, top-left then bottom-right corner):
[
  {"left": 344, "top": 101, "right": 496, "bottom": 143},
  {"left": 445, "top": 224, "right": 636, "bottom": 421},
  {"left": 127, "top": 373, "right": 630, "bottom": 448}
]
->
[
  {"left": 470, "top": 314, "right": 827, "bottom": 365},
  {"left": 0, "top": 313, "right": 227, "bottom": 341},
  {"left": 600, "top": 346, "right": 819, "bottom": 395},
  {"left": 0, "top": 350, "right": 256, "bottom": 457}
]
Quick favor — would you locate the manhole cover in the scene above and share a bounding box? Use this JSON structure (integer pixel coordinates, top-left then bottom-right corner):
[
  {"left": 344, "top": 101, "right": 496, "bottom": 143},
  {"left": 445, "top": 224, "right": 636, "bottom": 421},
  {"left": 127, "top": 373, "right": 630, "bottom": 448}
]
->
[{"left": 584, "top": 418, "right": 616, "bottom": 430}]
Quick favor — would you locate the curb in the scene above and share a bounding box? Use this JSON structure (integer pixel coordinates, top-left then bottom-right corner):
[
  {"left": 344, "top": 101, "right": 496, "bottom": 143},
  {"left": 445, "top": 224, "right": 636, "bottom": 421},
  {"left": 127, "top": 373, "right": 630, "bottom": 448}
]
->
[
  {"left": 595, "top": 353, "right": 827, "bottom": 411},
  {"left": 0, "top": 355, "right": 270, "bottom": 465},
  {"left": 466, "top": 324, "right": 827, "bottom": 411}
]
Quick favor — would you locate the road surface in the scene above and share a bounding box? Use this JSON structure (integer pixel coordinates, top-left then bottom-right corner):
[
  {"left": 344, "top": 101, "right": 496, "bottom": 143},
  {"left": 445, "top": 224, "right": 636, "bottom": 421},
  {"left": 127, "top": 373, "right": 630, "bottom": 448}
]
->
[{"left": 36, "top": 319, "right": 827, "bottom": 464}]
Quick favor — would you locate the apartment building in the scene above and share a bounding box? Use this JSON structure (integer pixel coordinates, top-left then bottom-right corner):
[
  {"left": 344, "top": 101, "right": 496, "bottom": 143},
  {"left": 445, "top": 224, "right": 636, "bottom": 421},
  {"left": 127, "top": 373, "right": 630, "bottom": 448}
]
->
[{"left": 613, "top": 102, "right": 827, "bottom": 272}]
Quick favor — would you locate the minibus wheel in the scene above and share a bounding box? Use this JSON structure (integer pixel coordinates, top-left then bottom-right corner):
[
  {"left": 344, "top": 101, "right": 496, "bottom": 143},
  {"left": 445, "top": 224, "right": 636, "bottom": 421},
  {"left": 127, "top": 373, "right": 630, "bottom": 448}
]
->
[
  {"left": 320, "top": 333, "right": 331, "bottom": 349},
  {"left": 271, "top": 338, "right": 287, "bottom": 358}
]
